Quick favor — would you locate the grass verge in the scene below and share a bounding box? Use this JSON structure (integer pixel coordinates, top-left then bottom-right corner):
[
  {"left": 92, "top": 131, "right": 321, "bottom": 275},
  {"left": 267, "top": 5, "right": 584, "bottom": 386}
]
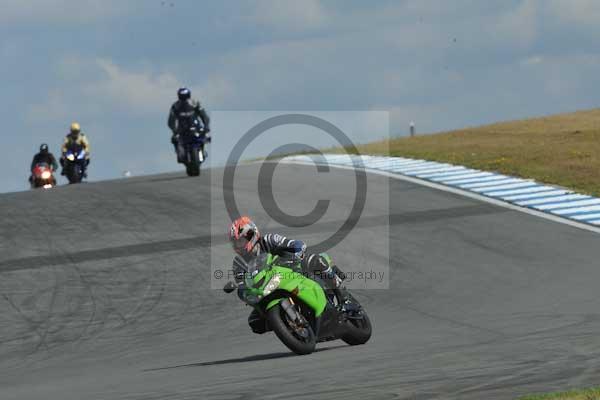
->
[
  {"left": 327, "top": 108, "right": 600, "bottom": 196},
  {"left": 519, "top": 387, "right": 600, "bottom": 399}
]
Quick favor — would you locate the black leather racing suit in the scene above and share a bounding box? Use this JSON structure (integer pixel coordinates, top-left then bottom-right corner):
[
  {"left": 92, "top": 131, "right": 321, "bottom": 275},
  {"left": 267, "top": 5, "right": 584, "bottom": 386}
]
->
[
  {"left": 167, "top": 99, "right": 211, "bottom": 162},
  {"left": 255, "top": 233, "right": 344, "bottom": 283},
  {"left": 31, "top": 152, "right": 59, "bottom": 172}
]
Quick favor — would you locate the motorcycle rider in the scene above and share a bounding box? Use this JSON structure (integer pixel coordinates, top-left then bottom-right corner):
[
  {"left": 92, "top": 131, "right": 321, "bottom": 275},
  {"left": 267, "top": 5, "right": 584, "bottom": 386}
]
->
[
  {"left": 227, "top": 216, "right": 353, "bottom": 314},
  {"left": 29, "top": 144, "right": 58, "bottom": 184},
  {"left": 60, "top": 122, "right": 90, "bottom": 177},
  {"left": 167, "top": 87, "right": 211, "bottom": 163}
]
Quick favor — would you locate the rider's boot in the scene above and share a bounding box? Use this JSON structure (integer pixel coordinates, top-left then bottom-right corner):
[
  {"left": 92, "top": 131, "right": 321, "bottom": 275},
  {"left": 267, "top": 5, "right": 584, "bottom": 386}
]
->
[
  {"left": 335, "top": 280, "right": 359, "bottom": 313},
  {"left": 328, "top": 265, "right": 359, "bottom": 312}
]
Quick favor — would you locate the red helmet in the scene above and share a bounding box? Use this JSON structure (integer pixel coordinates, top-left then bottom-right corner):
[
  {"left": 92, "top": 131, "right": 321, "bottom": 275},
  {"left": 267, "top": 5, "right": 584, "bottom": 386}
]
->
[{"left": 228, "top": 216, "right": 260, "bottom": 256}]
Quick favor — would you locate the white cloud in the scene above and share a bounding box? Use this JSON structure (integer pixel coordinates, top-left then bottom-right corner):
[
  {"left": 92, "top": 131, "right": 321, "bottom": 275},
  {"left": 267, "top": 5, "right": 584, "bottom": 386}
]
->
[
  {"left": 81, "top": 59, "right": 238, "bottom": 114},
  {"left": 521, "top": 55, "right": 544, "bottom": 66},
  {"left": 26, "top": 58, "right": 182, "bottom": 125},
  {"left": 91, "top": 60, "right": 232, "bottom": 112},
  {"left": 83, "top": 59, "right": 180, "bottom": 114}
]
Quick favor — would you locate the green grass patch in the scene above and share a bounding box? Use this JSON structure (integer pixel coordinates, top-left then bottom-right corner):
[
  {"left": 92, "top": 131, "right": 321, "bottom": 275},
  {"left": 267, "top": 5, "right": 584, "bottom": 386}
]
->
[
  {"left": 519, "top": 386, "right": 600, "bottom": 399},
  {"left": 323, "top": 108, "right": 600, "bottom": 196}
]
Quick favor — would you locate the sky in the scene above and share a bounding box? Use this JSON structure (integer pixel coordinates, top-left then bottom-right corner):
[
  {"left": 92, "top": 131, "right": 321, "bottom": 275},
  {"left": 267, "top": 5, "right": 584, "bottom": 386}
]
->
[{"left": 1, "top": 0, "right": 600, "bottom": 193}]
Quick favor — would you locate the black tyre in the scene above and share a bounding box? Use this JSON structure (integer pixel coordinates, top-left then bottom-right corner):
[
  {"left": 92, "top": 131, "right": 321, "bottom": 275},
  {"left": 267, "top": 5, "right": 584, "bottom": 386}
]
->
[
  {"left": 341, "top": 311, "right": 372, "bottom": 346},
  {"left": 267, "top": 303, "right": 316, "bottom": 355},
  {"left": 66, "top": 163, "right": 81, "bottom": 184},
  {"left": 187, "top": 149, "right": 200, "bottom": 177}
]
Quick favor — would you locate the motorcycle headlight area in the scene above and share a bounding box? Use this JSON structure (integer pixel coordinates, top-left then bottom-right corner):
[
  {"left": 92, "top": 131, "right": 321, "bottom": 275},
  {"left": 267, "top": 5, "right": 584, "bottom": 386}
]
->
[
  {"left": 41, "top": 171, "right": 52, "bottom": 179},
  {"left": 66, "top": 154, "right": 75, "bottom": 161},
  {"left": 262, "top": 273, "right": 282, "bottom": 296}
]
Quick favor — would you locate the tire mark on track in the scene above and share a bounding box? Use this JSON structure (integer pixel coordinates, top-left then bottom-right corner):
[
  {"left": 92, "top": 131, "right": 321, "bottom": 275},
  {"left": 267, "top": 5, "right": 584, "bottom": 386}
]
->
[
  {"left": 0, "top": 236, "right": 209, "bottom": 272},
  {"left": 32, "top": 212, "right": 63, "bottom": 354},
  {"left": 0, "top": 249, "right": 175, "bottom": 358},
  {"left": 1, "top": 293, "right": 50, "bottom": 352},
  {"left": 0, "top": 213, "right": 62, "bottom": 356},
  {"left": 0, "top": 204, "right": 507, "bottom": 273},
  {"left": 68, "top": 261, "right": 99, "bottom": 347}
]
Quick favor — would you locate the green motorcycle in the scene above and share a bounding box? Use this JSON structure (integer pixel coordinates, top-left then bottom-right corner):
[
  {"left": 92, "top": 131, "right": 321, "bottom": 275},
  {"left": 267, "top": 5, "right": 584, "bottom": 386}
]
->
[{"left": 224, "top": 253, "right": 372, "bottom": 355}]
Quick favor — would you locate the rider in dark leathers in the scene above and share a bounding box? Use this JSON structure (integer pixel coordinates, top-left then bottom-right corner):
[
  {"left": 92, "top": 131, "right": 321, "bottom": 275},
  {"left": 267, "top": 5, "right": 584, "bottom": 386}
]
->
[
  {"left": 31, "top": 144, "right": 59, "bottom": 172},
  {"left": 29, "top": 144, "right": 59, "bottom": 184},
  {"left": 228, "top": 217, "right": 352, "bottom": 333},
  {"left": 167, "top": 87, "right": 211, "bottom": 163}
]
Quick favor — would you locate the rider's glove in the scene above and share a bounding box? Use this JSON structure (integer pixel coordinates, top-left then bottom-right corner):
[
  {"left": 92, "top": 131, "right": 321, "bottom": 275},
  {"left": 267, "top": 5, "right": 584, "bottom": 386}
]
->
[{"left": 171, "top": 134, "right": 179, "bottom": 145}]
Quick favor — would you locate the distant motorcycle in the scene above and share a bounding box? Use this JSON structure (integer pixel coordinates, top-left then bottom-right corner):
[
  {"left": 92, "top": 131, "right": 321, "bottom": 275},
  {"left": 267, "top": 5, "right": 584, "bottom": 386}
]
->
[
  {"left": 178, "top": 126, "right": 210, "bottom": 177},
  {"left": 31, "top": 163, "right": 56, "bottom": 189},
  {"left": 63, "top": 146, "right": 87, "bottom": 184}
]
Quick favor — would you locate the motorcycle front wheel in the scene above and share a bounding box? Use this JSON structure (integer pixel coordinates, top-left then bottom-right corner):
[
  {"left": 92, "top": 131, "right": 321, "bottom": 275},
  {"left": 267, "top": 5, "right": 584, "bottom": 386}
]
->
[
  {"left": 66, "top": 163, "right": 82, "bottom": 184},
  {"left": 186, "top": 149, "right": 201, "bottom": 177},
  {"left": 267, "top": 302, "right": 316, "bottom": 355}
]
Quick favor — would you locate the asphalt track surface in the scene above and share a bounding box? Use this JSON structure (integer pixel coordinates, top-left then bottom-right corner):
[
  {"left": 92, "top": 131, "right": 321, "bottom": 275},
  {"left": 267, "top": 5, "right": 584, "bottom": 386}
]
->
[{"left": 1, "top": 163, "right": 600, "bottom": 400}]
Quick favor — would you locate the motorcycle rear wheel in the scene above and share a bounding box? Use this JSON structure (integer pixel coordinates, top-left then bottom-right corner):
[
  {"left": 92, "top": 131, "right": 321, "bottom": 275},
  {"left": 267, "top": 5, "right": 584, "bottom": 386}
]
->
[{"left": 341, "top": 311, "right": 372, "bottom": 345}]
